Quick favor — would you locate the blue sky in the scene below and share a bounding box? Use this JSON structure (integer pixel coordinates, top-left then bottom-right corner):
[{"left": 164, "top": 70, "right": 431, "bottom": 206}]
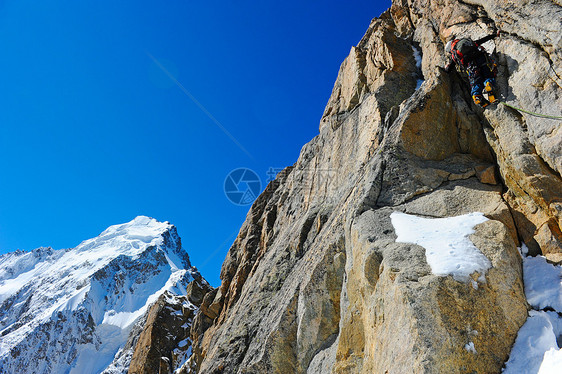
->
[{"left": 0, "top": 0, "right": 391, "bottom": 286}]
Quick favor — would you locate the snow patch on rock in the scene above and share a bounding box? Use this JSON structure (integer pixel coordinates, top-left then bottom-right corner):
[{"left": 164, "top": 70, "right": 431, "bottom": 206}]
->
[
  {"left": 390, "top": 211, "right": 490, "bottom": 283},
  {"left": 523, "top": 255, "right": 562, "bottom": 312}
]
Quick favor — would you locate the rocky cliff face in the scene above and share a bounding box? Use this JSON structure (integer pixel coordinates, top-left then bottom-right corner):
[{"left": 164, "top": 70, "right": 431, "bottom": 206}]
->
[{"left": 189, "top": 0, "right": 562, "bottom": 373}]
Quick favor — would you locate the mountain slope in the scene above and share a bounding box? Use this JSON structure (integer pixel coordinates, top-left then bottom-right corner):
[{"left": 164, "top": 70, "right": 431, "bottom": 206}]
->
[
  {"left": 0, "top": 216, "right": 209, "bottom": 374},
  {"left": 188, "top": 1, "right": 562, "bottom": 373}
]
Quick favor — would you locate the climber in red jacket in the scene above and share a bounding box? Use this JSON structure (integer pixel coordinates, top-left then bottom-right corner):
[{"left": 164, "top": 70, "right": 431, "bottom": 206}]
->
[{"left": 444, "top": 30, "right": 501, "bottom": 108}]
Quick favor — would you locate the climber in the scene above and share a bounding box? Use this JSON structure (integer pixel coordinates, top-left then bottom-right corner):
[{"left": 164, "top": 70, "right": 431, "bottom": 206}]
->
[{"left": 444, "top": 30, "right": 501, "bottom": 108}]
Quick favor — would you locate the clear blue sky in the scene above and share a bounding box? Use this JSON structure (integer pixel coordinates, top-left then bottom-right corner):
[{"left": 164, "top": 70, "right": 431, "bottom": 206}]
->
[{"left": 0, "top": 0, "right": 391, "bottom": 286}]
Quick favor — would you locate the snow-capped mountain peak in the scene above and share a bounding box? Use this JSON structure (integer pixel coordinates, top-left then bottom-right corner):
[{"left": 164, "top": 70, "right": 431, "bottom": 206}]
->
[
  {"left": 0, "top": 216, "right": 202, "bottom": 374},
  {"left": 76, "top": 215, "right": 170, "bottom": 255}
]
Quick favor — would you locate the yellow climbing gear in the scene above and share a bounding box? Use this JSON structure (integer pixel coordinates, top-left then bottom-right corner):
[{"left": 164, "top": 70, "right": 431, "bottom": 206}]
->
[
  {"left": 485, "top": 81, "right": 498, "bottom": 104},
  {"left": 473, "top": 94, "right": 489, "bottom": 107}
]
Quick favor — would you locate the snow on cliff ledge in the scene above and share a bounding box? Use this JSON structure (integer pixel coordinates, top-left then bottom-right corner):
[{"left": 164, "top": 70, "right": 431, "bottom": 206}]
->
[
  {"left": 0, "top": 216, "right": 197, "bottom": 374},
  {"left": 390, "top": 211, "right": 491, "bottom": 284}
]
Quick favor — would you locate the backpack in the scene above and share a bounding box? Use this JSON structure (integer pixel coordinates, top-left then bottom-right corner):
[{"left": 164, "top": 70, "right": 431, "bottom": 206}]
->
[{"left": 451, "top": 38, "right": 480, "bottom": 67}]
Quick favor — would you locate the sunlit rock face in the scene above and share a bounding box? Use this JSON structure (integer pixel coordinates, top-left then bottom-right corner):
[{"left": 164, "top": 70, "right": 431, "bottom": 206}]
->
[{"left": 188, "top": 1, "right": 561, "bottom": 373}]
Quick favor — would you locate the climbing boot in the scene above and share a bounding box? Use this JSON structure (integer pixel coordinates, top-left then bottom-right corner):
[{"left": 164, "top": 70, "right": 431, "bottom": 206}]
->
[
  {"left": 487, "top": 92, "right": 498, "bottom": 104},
  {"left": 484, "top": 80, "right": 498, "bottom": 104},
  {"left": 473, "top": 94, "right": 490, "bottom": 108}
]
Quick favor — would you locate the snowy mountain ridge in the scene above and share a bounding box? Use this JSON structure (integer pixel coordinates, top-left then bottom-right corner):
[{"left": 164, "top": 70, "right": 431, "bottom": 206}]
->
[{"left": 0, "top": 216, "right": 202, "bottom": 374}]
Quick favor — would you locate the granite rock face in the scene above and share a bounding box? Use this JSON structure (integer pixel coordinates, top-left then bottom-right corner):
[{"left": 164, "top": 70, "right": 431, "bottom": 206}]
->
[{"left": 189, "top": 1, "right": 561, "bottom": 373}]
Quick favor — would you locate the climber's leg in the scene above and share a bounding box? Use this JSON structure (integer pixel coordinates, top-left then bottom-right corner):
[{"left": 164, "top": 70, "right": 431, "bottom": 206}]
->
[
  {"left": 484, "top": 78, "right": 498, "bottom": 103},
  {"left": 471, "top": 80, "right": 489, "bottom": 107}
]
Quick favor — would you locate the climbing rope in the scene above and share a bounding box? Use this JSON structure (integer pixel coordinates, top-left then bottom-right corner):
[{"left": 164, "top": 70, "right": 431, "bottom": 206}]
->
[{"left": 500, "top": 102, "right": 562, "bottom": 120}]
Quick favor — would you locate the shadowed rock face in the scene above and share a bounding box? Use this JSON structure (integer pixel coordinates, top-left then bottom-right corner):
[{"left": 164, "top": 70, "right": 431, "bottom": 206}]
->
[
  {"left": 188, "top": 1, "right": 561, "bottom": 373},
  {"left": 127, "top": 276, "right": 212, "bottom": 374}
]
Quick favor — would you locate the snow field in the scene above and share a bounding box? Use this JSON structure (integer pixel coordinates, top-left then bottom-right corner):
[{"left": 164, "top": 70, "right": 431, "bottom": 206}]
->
[{"left": 503, "top": 247, "right": 562, "bottom": 374}]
